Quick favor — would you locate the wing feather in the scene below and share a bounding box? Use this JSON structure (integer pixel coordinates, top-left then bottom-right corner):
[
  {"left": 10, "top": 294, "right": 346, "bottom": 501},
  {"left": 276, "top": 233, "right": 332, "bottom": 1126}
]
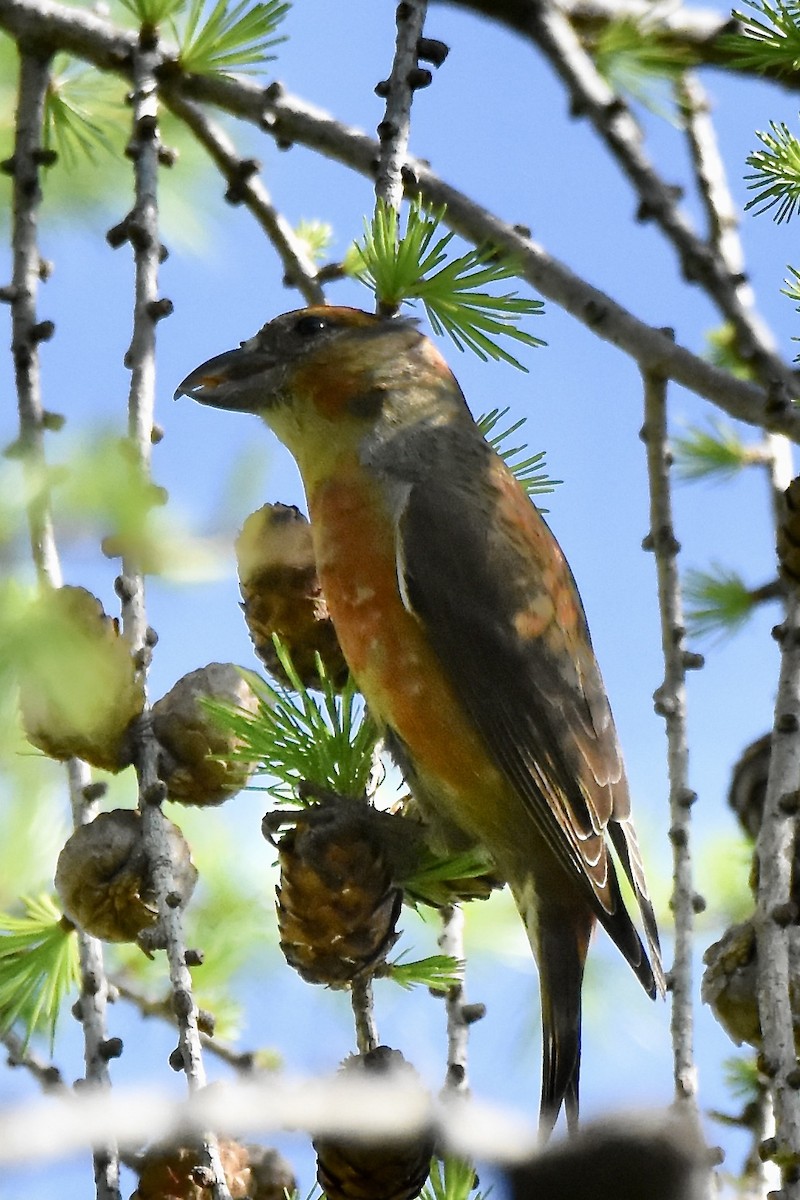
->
[{"left": 394, "top": 455, "right": 662, "bottom": 993}]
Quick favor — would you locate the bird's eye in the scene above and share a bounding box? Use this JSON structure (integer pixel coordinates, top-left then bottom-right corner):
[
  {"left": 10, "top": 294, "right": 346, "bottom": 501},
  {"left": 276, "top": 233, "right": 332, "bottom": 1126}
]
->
[{"left": 294, "top": 314, "right": 329, "bottom": 338}]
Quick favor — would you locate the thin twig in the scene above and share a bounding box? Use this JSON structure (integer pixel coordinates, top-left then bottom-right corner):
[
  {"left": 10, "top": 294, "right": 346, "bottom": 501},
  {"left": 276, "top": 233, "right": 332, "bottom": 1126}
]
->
[
  {"left": 7, "top": 45, "right": 122, "bottom": 1200},
  {"left": 374, "top": 0, "right": 428, "bottom": 215},
  {"left": 677, "top": 73, "right": 749, "bottom": 292},
  {"left": 350, "top": 976, "right": 379, "bottom": 1056},
  {"left": 0, "top": 0, "right": 790, "bottom": 433},
  {"left": 438, "top": 904, "right": 481, "bottom": 1095},
  {"left": 113, "top": 980, "right": 263, "bottom": 1073},
  {"left": 755, "top": 436, "right": 800, "bottom": 1200},
  {"left": 525, "top": 1, "right": 794, "bottom": 401},
  {"left": 641, "top": 357, "right": 700, "bottom": 1117},
  {"left": 676, "top": 118, "right": 800, "bottom": 1186},
  {"left": 8, "top": 45, "right": 60, "bottom": 587},
  {"left": 3, "top": 1028, "right": 66, "bottom": 1092},
  {"left": 121, "top": 35, "right": 232, "bottom": 1200},
  {"left": 434, "top": 0, "right": 800, "bottom": 90},
  {"left": 163, "top": 90, "right": 325, "bottom": 306}
]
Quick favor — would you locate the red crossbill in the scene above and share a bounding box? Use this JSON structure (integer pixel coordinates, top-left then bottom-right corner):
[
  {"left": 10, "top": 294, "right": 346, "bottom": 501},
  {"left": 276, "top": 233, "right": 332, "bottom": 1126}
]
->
[{"left": 176, "top": 306, "right": 665, "bottom": 1135}]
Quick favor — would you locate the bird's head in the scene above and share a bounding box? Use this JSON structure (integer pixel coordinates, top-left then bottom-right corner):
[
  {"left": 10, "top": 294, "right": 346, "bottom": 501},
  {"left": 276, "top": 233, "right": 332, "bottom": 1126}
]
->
[{"left": 175, "top": 306, "right": 468, "bottom": 481}]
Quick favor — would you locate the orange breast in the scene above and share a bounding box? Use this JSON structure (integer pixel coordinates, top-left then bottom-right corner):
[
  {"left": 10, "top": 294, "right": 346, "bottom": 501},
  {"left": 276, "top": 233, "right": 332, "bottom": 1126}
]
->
[{"left": 307, "top": 469, "right": 501, "bottom": 808}]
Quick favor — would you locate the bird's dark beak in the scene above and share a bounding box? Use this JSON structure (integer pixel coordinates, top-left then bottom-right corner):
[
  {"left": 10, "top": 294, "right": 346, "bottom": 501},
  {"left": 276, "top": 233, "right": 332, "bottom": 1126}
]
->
[{"left": 174, "top": 342, "right": 278, "bottom": 413}]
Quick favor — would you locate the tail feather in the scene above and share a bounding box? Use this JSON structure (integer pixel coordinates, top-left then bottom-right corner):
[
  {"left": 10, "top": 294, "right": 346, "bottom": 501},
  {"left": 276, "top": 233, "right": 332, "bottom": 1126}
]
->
[
  {"left": 539, "top": 961, "right": 582, "bottom": 1139},
  {"left": 513, "top": 882, "right": 593, "bottom": 1139}
]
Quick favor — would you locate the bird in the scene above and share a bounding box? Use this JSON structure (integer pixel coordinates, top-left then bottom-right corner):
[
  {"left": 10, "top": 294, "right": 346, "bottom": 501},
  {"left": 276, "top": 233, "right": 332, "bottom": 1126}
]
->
[{"left": 176, "top": 305, "right": 665, "bottom": 1136}]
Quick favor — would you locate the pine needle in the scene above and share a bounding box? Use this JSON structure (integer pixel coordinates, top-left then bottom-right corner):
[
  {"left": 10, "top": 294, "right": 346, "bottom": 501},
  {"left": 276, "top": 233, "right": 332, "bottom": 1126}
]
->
[
  {"left": 348, "top": 200, "right": 544, "bottom": 370},
  {"left": 205, "top": 641, "right": 379, "bottom": 803},
  {"left": 0, "top": 895, "right": 80, "bottom": 1053}
]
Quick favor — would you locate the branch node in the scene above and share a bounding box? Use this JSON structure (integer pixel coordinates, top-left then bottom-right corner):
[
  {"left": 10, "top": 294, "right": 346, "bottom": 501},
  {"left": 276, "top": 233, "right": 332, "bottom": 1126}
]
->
[
  {"left": 197, "top": 1009, "right": 215, "bottom": 1037},
  {"left": 172, "top": 988, "right": 194, "bottom": 1019},
  {"left": 114, "top": 574, "right": 135, "bottom": 602},
  {"left": 99, "top": 1037, "right": 124, "bottom": 1061},
  {"left": 766, "top": 383, "right": 791, "bottom": 416},
  {"left": 779, "top": 789, "right": 800, "bottom": 815},
  {"left": 41, "top": 410, "right": 65, "bottom": 431},
  {"left": 377, "top": 120, "right": 399, "bottom": 143},
  {"left": 82, "top": 780, "right": 108, "bottom": 803},
  {"left": 668, "top": 824, "right": 688, "bottom": 847},
  {"left": 771, "top": 900, "right": 799, "bottom": 927},
  {"left": 146, "top": 297, "right": 174, "bottom": 322},
  {"left": 32, "top": 147, "right": 57, "bottom": 167},
  {"left": 31, "top": 319, "right": 54, "bottom": 343},
  {"left": 417, "top": 37, "right": 449, "bottom": 67},
  {"left": 158, "top": 145, "right": 178, "bottom": 168},
  {"left": 407, "top": 66, "right": 432, "bottom": 90},
  {"left": 583, "top": 298, "right": 608, "bottom": 328},
  {"left": 142, "top": 779, "right": 168, "bottom": 806}
]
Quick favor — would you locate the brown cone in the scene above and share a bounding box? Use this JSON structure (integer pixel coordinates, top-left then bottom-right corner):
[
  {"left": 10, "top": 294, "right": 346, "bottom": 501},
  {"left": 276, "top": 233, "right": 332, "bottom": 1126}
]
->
[
  {"left": 151, "top": 662, "right": 259, "bottom": 806},
  {"left": 727, "top": 733, "right": 771, "bottom": 842},
  {"left": 702, "top": 919, "right": 800, "bottom": 1050},
  {"left": 131, "top": 1138, "right": 259, "bottom": 1200},
  {"left": 236, "top": 503, "right": 348, "bottom": 690},
  {"left": 18, "top": 585, "right": 144, "bottom": 771},
  {"left": 778, "top": 475, "right": 800, "bottom": 586},
  {"left": 313, "top": 1047, "right": 435, "bottom": 1200},
  {"left": 55, "top": 808, "right": 197, "bottom": 943},
  {"left": 726, "top": 733, "right": 800, "bottom": 906},
  {"left": 273, "top": 797, "right": 403, "bottom": 987}
]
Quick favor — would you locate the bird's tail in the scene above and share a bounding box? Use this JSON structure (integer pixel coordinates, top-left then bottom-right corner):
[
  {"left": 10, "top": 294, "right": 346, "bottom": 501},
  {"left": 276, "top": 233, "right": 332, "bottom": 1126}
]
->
[{"left": 511, "top": 879, "right": 594, "bottom": 1139}]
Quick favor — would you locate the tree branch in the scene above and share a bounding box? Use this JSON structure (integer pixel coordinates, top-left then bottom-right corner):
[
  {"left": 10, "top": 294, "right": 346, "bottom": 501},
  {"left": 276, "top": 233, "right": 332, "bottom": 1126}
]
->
[
  {"left": 641, "top": 356, "right": 701, "bottom": 1118},
  {"left": 120, "top": 34, "right": 232, "bottom": 1200},
  {"left": 0, "top": 0, "right": 794, "bottom": 434},
  {"left": 374, "top": 0, "right": 428, "bottom": 214},
  {"left": 755, "top": 438, "right": 800, "bottom": 1198},
  {"left": 163, "top": 90, "right": 325, "bottom": 307},
  {"left": 434, "top": 0, "right": 800, "bottom": 91},
  {"left": 6, "top": 44, "right": 122, "bottom": 1200},
  {"left": 438, "top": 904, "right": 483, "bottom": 1095},
  {"left": 523, "top": 0, "right": 794, "bottom": 399}
]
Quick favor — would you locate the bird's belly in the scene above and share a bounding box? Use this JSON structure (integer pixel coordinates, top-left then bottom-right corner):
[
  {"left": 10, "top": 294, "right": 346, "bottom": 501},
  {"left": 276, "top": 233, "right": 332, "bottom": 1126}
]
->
[{"left": 308, "top": 474, "right": 509, "bottom": 843}]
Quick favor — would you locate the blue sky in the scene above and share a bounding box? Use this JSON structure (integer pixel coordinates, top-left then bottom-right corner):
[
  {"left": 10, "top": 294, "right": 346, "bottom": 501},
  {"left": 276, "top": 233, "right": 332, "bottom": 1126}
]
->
[{"left": 0, "top": 0, "right": 796, "bottom": 1193}]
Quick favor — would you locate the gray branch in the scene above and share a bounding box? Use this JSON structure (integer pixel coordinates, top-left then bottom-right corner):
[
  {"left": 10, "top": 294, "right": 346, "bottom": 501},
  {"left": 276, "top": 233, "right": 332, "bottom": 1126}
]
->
[
  {"left": 641, "top": 360, "right": 700, "bottom": 1115},
  {"left": 163, "top": 90, "right": 325, "bottom": 306},
  {"left": 374, "top": 0, "right": 428, "bottom": 214},
  {"left": 120, "top": 39, "right": 232, "bottom": 1200},
  {"left": 350, "top": 975, "right": 380, "bottom": 1056},
  {"left": 523, "top": 1, "right": 793, "bottom": 399},
  {"left": 0, "top": 0, "right": 793, "bottom": 435},
  {"left": 434, "top": 0, "right": 800, "bottom": 91},
  {"left": 677, "top": 73, "right": 749, "bottom": 293},
  {"left": 438, "top": 904, "right": 481, "bottom": 1095},
  {"left": 6, "top": 46, "right": 122, "bottom": 1200},
  {"left": 755, "top": 438, "right": 800, "bottom": 1198}
]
